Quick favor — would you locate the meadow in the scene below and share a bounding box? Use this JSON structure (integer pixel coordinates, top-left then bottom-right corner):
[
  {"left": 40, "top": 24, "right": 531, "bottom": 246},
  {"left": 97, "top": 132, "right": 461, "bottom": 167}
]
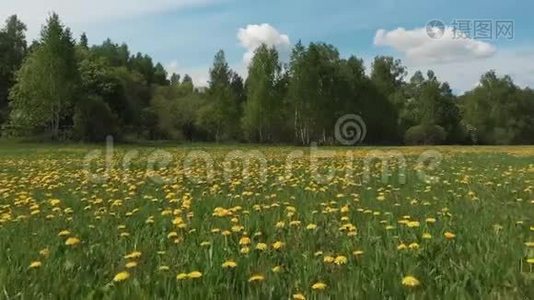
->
[{"left": 0, "top": 143, "right": 533, "bottom": 299}]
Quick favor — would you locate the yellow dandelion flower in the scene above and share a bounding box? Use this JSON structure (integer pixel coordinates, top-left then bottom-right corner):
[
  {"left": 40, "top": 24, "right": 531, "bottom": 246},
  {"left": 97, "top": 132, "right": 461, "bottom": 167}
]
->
[
  {"left": 158, "top": 265, "right": 170, "bottom": 271},
  {"left": 402, "top": 276, "right": 421, "bottom": 287},
  {"left": 255, "top": 243, "right": 268, "bottom": 251},
  {"left": 353, "top": 250, "right": 364, "bottom": 257},
  {"left": 248, "top": 274, "right": 265, "bottom": 282},
  {"left": 527, "top": 258, "right": 534, "bottom": 264},
  {"left": 65, "top": 237, "right": 80, "bottom": 246},
  {"left": 124, "top": 251, "right": 142, "bottom": 259},
  {"left": 239, "top": 236, "right": 251, "bottom": 245},
  {"left": 58, "top": 230, "right": 70, "bottom": 237},
  {"left": 323, "top": 256, "right": 334, "bottom": 263},
  {"left": 293, "top": 293, "right": 306, "bottom": 300},
  {"left": 172, "top": 216, "right": 184, "bottom": 225},
  {"left": 407, "top": 221, "right": 420, "bottom": 228},
  {"left": 188, "top": 271, "right": 202, "bottom": 279},
  {"left": 176, "top": 273, "right": 188, "bottom": 280},
  {"left": 422, "top": 233, "right": 432, "bottom": 239},
  {"left": 397, "top": 243, "right": 407, "bottom": 250},
  {"left": 222, "top": 260, "right": 237, "bottom": 268},
  {"left": 306, "top": 224, "right": 317, "bottom": 230},
  {"left": 272, "top": 265, "right": 283, "bottom": 273},
  {"left": 272, "top": 241, "right": 285, "bottom": 250},
  {"left": 444, "top": 232, "right": 456, "bottom": 240},
  {"left": 29, "top": 261, "right": 42, "bottom": 269},
  {"left": 39, "top": 248, "right": 50, "bottom": 257},
  {"left": 311, "top": 282, "right": 327, "bottom": 290},
  {"left": 334, "top": 255, "right": 348, "bottom": 265},
  {"left": 409, "top": 243, "right": 420, "bottom": 250},
  {"left": 113, "top": 271, "right": 130, "bottom": 282},
  {"left": 125, "top": 261, "right": 137, "bottom": 268}
]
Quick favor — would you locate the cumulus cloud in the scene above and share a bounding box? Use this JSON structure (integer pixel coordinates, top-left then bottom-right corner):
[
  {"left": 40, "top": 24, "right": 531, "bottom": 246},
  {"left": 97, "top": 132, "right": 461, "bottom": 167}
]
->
[
  {"left": 237, "top": 23, "right": 290, "bottom": 65},
  {"left": 374, "top": 26, "right": 496, "bottom": 64},
  {"left": 404, "top": 47, "right": 534, "bottom": 93}
]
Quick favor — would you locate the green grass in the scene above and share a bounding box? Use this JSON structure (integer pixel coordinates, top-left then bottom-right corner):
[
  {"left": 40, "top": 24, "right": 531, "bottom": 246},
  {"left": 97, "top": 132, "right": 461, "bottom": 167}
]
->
[{"left": 0, "top": 143, "right": 533, "bottom": 299}]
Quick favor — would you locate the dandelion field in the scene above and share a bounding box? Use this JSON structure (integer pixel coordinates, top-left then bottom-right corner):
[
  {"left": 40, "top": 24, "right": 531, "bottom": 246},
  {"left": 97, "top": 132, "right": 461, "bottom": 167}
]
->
[{"left": 0, "top": 144, "right": 533, "bottom": 299}]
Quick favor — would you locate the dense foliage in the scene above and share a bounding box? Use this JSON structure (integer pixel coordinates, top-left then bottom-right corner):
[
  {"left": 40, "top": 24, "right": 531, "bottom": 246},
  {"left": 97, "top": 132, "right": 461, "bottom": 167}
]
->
[{"left": 1, "top": 14, "right": 533, "bottom": 144}]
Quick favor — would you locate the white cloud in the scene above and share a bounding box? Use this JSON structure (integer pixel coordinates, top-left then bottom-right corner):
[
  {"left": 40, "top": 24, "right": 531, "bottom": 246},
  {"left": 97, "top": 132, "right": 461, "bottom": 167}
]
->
[
  {"left": 374, "top": 26, "right": 496, "bottom": 64},
  {"left": 237, "top": 23, "right": 290, "bottom": 65},
  {"left": 0, "top": 0, "right": 218, "bottom": 40},
  {"left": 403, "top": 47, "right": 534, "bottom": 93}
]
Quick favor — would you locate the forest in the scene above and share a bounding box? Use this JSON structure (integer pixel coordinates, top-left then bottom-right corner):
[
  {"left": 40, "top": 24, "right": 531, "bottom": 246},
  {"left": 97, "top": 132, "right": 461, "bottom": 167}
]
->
[{"left": 1, "top": 14, "right": 533, "bottom": 145}]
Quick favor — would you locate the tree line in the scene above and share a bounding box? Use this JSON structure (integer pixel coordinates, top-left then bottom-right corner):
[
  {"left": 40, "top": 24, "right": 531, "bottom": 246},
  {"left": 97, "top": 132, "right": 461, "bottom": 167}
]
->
[{"left": 1, "top": 14, "right": 533, "bottom": 145}]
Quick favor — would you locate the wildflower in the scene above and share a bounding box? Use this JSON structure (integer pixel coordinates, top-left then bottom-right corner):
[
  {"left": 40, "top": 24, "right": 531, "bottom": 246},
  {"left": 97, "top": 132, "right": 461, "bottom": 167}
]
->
[
  {"left": 158, "top": 266, "right": 170, "bottom": 271},
  {"left": 527, "top": 258, "right": 534, "bottom": 264},
  {"left": 39, "top": 248, "right": 50, "bottom": 257},
  {"left": 231, "top": 225, "right": 244, "bottom": 232},
  {"left": 525, "top": 242, "right": 534, "bottom": 247},
  {"left": 272, "top": 265, "right": 283, "bottom": 273},
  {"left": 293, "top": 293, "right": 306, "bottom": 300},
  {"left": 125, "top": 261, "right": 137, "bottom": 268},
  {"left": 334, "top": 255, "right": 348, "bottom": 265},
  {"left": 248, "top": 274, "right": 265, "bottom": 282},
  {"left": 422, "top": 233, "right": 432, "bottom": 239},
  {"left": 407, "top": 221, "right": 420, "bottom": 228},
  {"left": 272, "top": 241, "right": 284, "bottom": 250},
  {"left": 49, "top": 199, "right": 61, "bottom": 206},
  {"left": 306, "top": 223, "right": 317, "bottom": 230},
  {"left": 65, "top": 237, "right": 80, "bottom": 246},
  {"left": 172, "top": 216, "right": 184, "bottom": 225},
  {"left": 353, "top": 250, "right": 364, "bottom": 257},
  {"left": 397, "top": 243, "right": 407, "bottom": 250},
  {"left": 58, "top": 230, "right": 70, "bottom": 237},
  {"left": 239, "top": 236, "right": 251, "bottom": 245},
  {"left": 29, "top": 261, "right": 42, "bottom": 269},
  {"left": 222, "top": 260, "right": 237, "bottom": 268},
  {"left": 188, "top": 271, "right": 202, "bottom": 279},
  {"left": 113, "top": 271, "right": 130, "bottom": 282},
  {"left": 323, "top": 256, "right": 334, "bottom": 263},
  {"left": 124, "top": 251, "right": 142, "bottom": 259},
  {"left": 444, "top": 232, "right": 456, "bottom": 240},
  {"left": 240, "top": 247, "right": 250, "bottom": 254},
  {"left": 425, "top": 218, "right": 436, "bottom": 224},
  {"left": 176, "top": 273, "right": 188, "bottom": 280},
  {"left": 311, "top": 282, "right": 327, "bottom": 290},
  {"left": 255, "top": 243, "right": 268, "bottom": 251},
  {"left": 408, "top": 243, "right": 420, "bottom": 250},
  {"left": 402, "top": 276, "right": 421, "bottom": 287}
]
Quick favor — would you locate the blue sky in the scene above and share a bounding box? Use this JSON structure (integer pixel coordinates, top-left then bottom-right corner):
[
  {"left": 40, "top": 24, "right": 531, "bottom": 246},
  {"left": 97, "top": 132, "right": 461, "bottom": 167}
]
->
[{"left": 1, "top": 0, "right": 533, "bottom": 92}]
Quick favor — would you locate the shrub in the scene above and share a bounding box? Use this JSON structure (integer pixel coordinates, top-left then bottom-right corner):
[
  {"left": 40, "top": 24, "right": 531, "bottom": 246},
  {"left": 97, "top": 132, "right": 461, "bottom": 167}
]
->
[{"left": 404, "top": 124, "right": 446, "bottom": 145}]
